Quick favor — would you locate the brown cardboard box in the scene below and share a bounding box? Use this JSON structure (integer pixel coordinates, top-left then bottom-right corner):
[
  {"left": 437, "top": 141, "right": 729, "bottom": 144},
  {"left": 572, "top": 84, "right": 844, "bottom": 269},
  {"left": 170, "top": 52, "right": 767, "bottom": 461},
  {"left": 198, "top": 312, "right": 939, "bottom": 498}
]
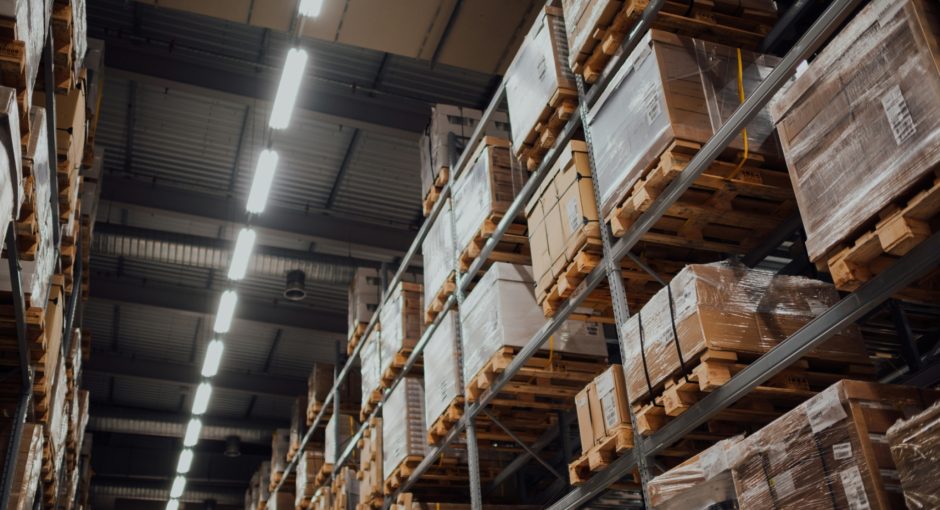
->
[
  {"left": 594, "top": 365, "right": 630, "bottom": 435},
  {"left": 887, "top": 402, "right": 940, "bottom": 508},
  {"left": 587, "top": 382, "right": 605, "bottom": 445},
  {"left": 574, "top": 385, "right": 594, "bottom": 453}
]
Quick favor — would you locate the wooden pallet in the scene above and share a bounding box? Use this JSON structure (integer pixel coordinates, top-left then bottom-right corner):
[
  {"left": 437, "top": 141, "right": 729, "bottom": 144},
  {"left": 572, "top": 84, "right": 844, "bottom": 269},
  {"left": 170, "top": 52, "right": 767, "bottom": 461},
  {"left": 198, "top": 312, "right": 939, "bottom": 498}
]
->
[
  {"left": 314, "top": 462, "right": 334, "bottom": 488},
  {"left": 457, "top": 214, "right": 530, "bottom": 272},
  {"left": 823, "top": 171, "right": 940, "bottom": 301},
  {"left": 568, "top": 425, "right": 635, "bottom": 485},
  {"left": 569, "top": 0, "right": 777, "bottom": 83},
  {"left": 346, "top": 322, "right": 371, "bottom": 356},
  {"left": 631, "top": 348, "right": 874, "bottom": 437},
  {"left": 465, "top": 347, "right": 607, "bottom": 412},
  {"left": 422, "top": 167, "right": 449, "bottom": 216},
  {"left": 383, "top": 456, "right": 422, "bottom": 495},
  {"left": 423, "top": 272, "right": 455, "bottom": 325},
  {"left": 515, "top": 87, "right": 578, "bottom": 171},
  {"left": 50, "top": 2, "right": 77, "bottom": 91},
  {"left": 426, "top": 397, "right": 464, "bottom": 445},
  {"left": 360, "top": 387, "right": 383, "bottom": 423},
  {"left": 606, "top": 139, "right": 795, "bottom": 254},
  {"left": 379, "top": 347, "right": 419, "bottom": 390}
]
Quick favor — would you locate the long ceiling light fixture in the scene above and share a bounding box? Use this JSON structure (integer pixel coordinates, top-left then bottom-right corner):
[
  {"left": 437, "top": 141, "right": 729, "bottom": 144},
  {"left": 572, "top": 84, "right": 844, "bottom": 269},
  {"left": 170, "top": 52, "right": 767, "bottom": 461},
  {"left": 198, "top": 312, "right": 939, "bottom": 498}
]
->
[
  {"left": 246, "top": 149, "right": 279, "bottom": 214},
  {"left": 176, "top": 449, "right": 194, "bottom": 474},
  {"left": 191, "top": 382, "right": 213, "bottom": 416},
  {"left": 201, "top": 339, "right": 225, "bottom": 377},
  {"left": 298, "top": 0, "right": 324, "bottom": 17},
  {"left": 228, "top": 228, "right": 257, "bottom": 280},
  {"left": 213, "top": 290, "right": 238, "bottom": 334},
  {"left": 269, "top": 48, "right": 308, "bottom": 130}
]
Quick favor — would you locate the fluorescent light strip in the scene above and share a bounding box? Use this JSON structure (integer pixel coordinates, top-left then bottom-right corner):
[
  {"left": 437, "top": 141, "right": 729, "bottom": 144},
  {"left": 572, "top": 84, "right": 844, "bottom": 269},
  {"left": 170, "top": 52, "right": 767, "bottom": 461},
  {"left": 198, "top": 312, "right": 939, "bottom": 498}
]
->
[
  {"left": 228, "top": 228, "right": 256, "bottom": 280},
  {"left": 213, "top": 290, "right": 238, "bottom": 334},
  {"left": 269, "top": 48, "right": 308, "bottom": 130},
  {"left": 298, "top": 0, "right": 323, "bottom": 17},
  {"left": 192, "top": 382, "right": 213, "bottom": 416},
  {"left": 176, "top": 449, "right": 194, "bottom": 474},
  {"left": 201, "top": 339, "right": 224, "bottom": 377},
  {"left": 183, "top": 419, "right": 202, "bottom": 447},
  {"left": 166, "top": 500, "right": 179, "bottom": 510},
  {"left": 246, "top": 149, "right": 278, "bottom": 214},
  {"left": 170, "top": 476, "right": 187, "bottom": 499}
]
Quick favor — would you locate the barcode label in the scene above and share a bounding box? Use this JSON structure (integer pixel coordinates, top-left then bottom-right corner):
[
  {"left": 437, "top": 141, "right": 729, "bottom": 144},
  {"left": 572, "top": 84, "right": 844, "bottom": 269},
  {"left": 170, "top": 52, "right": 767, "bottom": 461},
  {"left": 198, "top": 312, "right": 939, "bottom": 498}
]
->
[
  {"left": 833, "top": 442, "right": 853, "bottom": 460},
  {"left": 806, "top": 387, "right": 847, "bottom": 434},
  {"left": 644, "top": 85, "right": 662, "bottom": 125},
  {"left": 881, "top": 85, "right": 916, "bottom": 145},
  {"left": 840, "top": 466, "right": 871, "bottom": 510}
]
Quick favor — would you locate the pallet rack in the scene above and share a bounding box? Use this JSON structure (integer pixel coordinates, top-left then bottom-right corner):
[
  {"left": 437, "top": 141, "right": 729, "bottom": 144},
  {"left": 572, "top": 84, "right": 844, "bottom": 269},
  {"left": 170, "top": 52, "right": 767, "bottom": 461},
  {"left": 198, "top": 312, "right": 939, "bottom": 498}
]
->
[
  {"left": 268, "top": 0, "right": 940, "bottom": 508},
  {"left": 0, "top": 27, "right": 87, "bottom": 510}
]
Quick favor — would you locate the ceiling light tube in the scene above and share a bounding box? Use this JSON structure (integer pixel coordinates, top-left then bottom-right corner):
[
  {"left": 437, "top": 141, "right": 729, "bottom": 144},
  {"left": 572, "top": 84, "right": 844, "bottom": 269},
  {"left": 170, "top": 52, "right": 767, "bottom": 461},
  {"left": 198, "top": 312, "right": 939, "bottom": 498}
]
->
[
  {"left": 213, "top": 290, "right": 238, "bottom": 333},
  {"left": 170, "top": 476, "right": 187, "bottom": 499},
  {"left": 246, "top": 149, "right": 278, "bottom": 214},
  {"left": 201, "top": 339, "right": 224, "bottom": 377},
  {"left": 176, "top": 449, "right": 194, "bottom": 474},
  {"left": 166, "top": 500, "right": 180, "bottom": 510},
  {"left": 298, "top": 0, "right": 323, "bottom": 17},
  {"left": 183, "top": 418, "right": 202, "bottom": 447},
  {"left": 192, "top": 382, "right": 213, "bottom": 415},
  {"left": 269, "top": 48, "right": 308, "bottom": 130},
  {"left": 228, "top": 228, "right": 256, "bottom": 280}
]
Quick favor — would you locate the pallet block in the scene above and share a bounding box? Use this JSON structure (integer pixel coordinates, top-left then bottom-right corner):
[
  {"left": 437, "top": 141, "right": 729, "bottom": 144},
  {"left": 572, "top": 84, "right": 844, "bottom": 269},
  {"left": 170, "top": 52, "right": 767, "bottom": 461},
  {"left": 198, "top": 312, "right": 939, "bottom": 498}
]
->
[
  {"left": 515, "top": 87, "right": 579, "bottom": 171},
  {"left": 568, "top": 425, "right": 635, "bottom": 485}
]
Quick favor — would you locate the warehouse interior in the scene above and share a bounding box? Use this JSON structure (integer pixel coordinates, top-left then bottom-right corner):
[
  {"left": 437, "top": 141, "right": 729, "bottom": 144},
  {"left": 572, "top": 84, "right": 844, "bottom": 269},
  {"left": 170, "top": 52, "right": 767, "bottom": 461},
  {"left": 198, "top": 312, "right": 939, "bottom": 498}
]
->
[{"left": 1, "top": 0, "right": 939, "bottom": 510}]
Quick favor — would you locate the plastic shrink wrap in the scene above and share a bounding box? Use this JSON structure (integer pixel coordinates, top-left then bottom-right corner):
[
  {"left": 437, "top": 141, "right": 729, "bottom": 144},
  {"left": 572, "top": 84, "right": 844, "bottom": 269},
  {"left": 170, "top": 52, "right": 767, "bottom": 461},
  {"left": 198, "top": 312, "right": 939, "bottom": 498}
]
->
[
  {"left": 588, "top": 29, "right": 779, "bottom": 219},
  {"left": 887, "top": 400, "right": 940, "bottom": 509},
  {"left": 0, "top": 0, "right": 50, "bottom": 114},
  {"left": 270, "top": 428, "right": 290, "bottom": 477},
  {"left": 730, "top": 380, "right": 939, "bottom": 509},
  {"left": 423, "top": 310, "right": 461, "bottom": 432},
  {"left": 6, "top": 423, "right": 42, "bottom": 510},
  {"left": 382, "top": 377, "right": 428, "bottom": 481},
  {"left": 451, "top": 138, "right": 527, "bottom": 257},
  {"left": 620, "top": 262, "right": 868, "bottom": 404},
  {"left": 525, "top": 140, "right": 598, "bottom": 300},
  {"left": 295, "top": 447, "right": 325, "bottom": 509},
  {"left": 422, "top": 199, "right": 458, "bottom": 310},
  {"left": 419, "top": 104, "right": 509, "bottom": 200},
  {"left": 504, "top": 6, "right": 575, "bottom": 155},
  {"left": 648, "top": 435, "right": 743, "bottom": 510},
  {"left": 325, "top": 412, "right": 356, "bottom": 464},
  {"left": 48, "top": 356, "right": 68, "bottom": 476},
  {"left": 378, "top": 281, "right": 423, "bottom": 378},
  {"left": 0, "top": 87, "right": 20, "bottom": 254},
  {"left": 360, "top": 329, "right": 382, "bottom": 407},
  {"left": 348, "top": 267, "right": 382, "bottom": 332},
  {"left": 459, "top": 262, "right": 607, "bottom": 385},
  {"left": 771, "top": 0, "right": 940, "bottom": 262}
]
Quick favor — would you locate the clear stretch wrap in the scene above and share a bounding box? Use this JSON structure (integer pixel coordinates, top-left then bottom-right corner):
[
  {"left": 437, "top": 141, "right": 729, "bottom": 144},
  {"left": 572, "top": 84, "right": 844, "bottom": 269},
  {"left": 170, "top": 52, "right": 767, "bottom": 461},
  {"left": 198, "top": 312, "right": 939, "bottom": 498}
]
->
[
  {"left": 270, "top": 428, "right": 290, "bottom": 475},
  {"left": 887, "top": 401, "right": 940, "bottom": 509},
  {"left": 452, "top": 139, "right": 527, "bottom": 255},
  {"left": 504, "top": 6, "right": 576, "bottom": 154},
  {"left": 295, "top": 448, "right": 325, "bottom": 509},
  {"left": 648, "top": 436, "right": 744, "bottom": 510},
  {"left": 771, "top": 0, "right": 940, "bottom": 262},
  {"left": 289, "top": 396, "right": 306, "bottom": 452},
  {"left": 71, "top": 0, "right": 87, "bottom": 78},
  {"left": 419, "top": 103, "right": 510, "bottom": 199},
  {"left": 20, "top": 107, "right": 54, "bottom": 310},
  {"left": 258, "top": 461, "right": 271, "bottom": 504},
  {"left": 0, "top": 87, "right": 19, "bottom": 250},
  {"left": 0, "top": 1, "right": 49, "bottom": 115},
  {"left": 423, "top": 310, "right": 461, "bottom": 429},
  {"left": 378, "top": 282, "right": 423, "bottom": 378},
  {"left": 459, "top": 262, "right": 607, "bottom": 384},
  {"left": 7, "top": 423, "right": 42, "bottom": 510},
  {"left": 49, "top": 355, "right": 68, "bottom": 475},
  {"left": 360, "top": 330, "right": 382, "bottom": 403},
  {"left": 729, "top": 381, "right": 939, "bottom": 509},
  {"left": 421, "top": 199, "right": 458, "bottom": 309},
  {"left": 588, "top": 30, "right": 779, "bottom": 218},
  {"left": 325, "top": 413, "right": 356, "bottom": 464},
  {"left": 382, "top": 377, "right": 428, "bottom": 481},
  {"left": 348, "top": 267, "right": 382, "bottom": 332},
  {"left": 560, "top": 0, "right": 618, "bottom": 71},
  {"left": 620, "top": 262, "right": 868, "bottom": 404}
]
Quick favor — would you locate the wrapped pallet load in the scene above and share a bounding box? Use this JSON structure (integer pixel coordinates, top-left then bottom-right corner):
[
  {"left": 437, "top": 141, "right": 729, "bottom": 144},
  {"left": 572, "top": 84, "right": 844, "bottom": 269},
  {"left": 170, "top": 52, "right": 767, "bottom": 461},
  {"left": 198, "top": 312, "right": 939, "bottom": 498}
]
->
[
  {"left": 270, "top": 428, "right": 290, "bottom": 486},
  {"left": 360, "top": 329, "right": 382, "bottom": 417},
  {"left": 505, "top": 5, "right": 577, "bottom": 169},
  {"left": 378, "top": 280, "right": 423, "bottom": 384},
  {"left": 460, "top": 262, "right": 607, "bottom": 396},
  {"left": 324, "top": 411, "right": 357, "bottom": 465},
  {"left": 421, "top": 199, "right": 459, "bottom": 324},
  {"left": 306, "top": 362, "right": 361, "bottom": 426},
  {"left": 358, "top": 417, "right": 383, "bottom": 509},
  {"left": 621, "top": 262, "right": 870, "bottom": 419},
  {"left": 294, "top": 446, "right": 324, "bottom": 510},
  {"left": 348, "top": 267, "right": 382, "bottom": 350},
  {"left": 383, "top": 377, "right": 428, "bottom": 492},
  {"left": 647, "top": 435, "right": 743, "bottom": 510},
  {"left": 419, "top": 104, "right": 509, "bottom": 213},
  {"left": 3, "top": 422, "right": 43, "bottom": 510},
  {"left": 771, "top": 0, "right": 940, "bottom": 293},
  {"left": 423, "top": 310, "right": 461, "bottom": 444},
  {"left": 0, "top": 0, "right": 50, "bottom": 113},
  {"left": 289, "top": 396, "right": 306, "bottom": 460},
  {"left": 886, "top": 401, "right": 940, "bottom": 508},
  {"left": 0, "top": 87, "right": 21, "bottom": 251}
]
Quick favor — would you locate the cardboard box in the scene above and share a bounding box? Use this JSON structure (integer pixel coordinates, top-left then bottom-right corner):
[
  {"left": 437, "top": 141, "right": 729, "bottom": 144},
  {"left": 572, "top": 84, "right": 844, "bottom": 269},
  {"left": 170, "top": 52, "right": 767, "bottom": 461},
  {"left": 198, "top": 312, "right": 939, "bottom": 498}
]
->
[
  {"left": 587, "top": 383, "right": 605, "bottom": 444},
  {"left": 421, "top": 200, "right": 458, "bottom": 312},
  {"left": 382, "top": 377, "right": 428, "bottom": 481},
  {"left": 595, "top": 365, "right": 630, "bottom": 435},
  {"left": 887, "top": 401, "right": 940, "bottom": 508},
  {"left": 647, "top": 435, "right": 743, "bottom": 510},
  {"left": 574, "top": 385, "right": 594, "bottom": 453},
  {"left": 348, "top": 267, "right": 381, "bottom": 332},
  {"left": 423, "top": 310, "right": 461, "bottom": 434},
  {"left": 378, "top": 281, "right": 423, "bottom": 378},
  {"left": 771, "top": 0, "right": 940, "bottom": 262}
]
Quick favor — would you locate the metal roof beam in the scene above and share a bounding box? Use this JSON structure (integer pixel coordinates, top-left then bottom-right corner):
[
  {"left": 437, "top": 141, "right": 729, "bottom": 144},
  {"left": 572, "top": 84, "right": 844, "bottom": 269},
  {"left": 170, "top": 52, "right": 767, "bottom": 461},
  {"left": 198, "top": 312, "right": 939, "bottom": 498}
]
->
[
  {"left": 90, "top": 276, "right": 347, "bottom": 333},
  {"left": 89, "top": 404, "right": 282, "bottom": 444},
  {"left": 85, "top": 351, "right": 307, "bottom": 397},
  {"left": 100, "top": 179, "right": 415, "bottom": 254}
]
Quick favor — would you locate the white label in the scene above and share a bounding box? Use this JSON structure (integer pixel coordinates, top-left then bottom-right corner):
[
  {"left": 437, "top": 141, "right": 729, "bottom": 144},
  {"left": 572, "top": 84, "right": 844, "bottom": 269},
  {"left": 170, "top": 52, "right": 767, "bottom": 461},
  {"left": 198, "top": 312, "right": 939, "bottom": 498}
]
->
[
  {"left": 595, "top": 370, "right": 615, "bottom": 397},
  {"left": 601, "top": 393, "right": 619, "bottom": 430},
  {"left": 840, "top": 466, "right": 871, "bottom": 510},
  {"left": 566, "top": 198, "right": 581, "bottom": 233},
  {"left": 881, "top": 85, "right": 916, "bottom": 145},
  {"left": 805, "top": 387, "right": 847, "bottom": 434},
  {"left": 536, "top": 56, "right": 547, "bottom": 82},
  {"left": 643, "top": 85, "right": 662, "bottom": 125},
  {"left": 833, "top": 442, "right": 853, "bottom": 461},
  {"left": 771, "top": 470, "right": 797, "bottom": 499}
]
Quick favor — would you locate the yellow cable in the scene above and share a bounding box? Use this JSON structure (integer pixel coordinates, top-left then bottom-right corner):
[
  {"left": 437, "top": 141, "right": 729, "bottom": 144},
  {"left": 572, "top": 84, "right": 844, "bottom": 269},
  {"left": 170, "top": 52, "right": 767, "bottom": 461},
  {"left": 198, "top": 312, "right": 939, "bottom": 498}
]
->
[{"left": 729, "top": 47, "right": 750, "bottom": 179}]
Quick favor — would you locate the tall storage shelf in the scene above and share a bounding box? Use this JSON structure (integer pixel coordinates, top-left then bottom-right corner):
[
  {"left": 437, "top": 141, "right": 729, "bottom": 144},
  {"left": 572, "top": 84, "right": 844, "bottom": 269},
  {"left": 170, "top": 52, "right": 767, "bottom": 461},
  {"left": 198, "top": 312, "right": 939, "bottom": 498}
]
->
[{"left": 269, "top": 1, "right": 940, "bottom": 509}]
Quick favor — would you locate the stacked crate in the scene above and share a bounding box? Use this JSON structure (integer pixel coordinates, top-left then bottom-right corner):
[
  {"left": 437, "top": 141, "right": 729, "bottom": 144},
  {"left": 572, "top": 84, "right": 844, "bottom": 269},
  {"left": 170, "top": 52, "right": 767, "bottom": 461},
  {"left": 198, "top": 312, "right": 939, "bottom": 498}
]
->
[
  {"left": 0, "top": 421, "right": 42, "bottom": 510},
  {"left": 319, "top": 411, "right": 358, "bottom": 488},
  {"left": 356, "top": 417, "right": 383, "bottom": 510},
  {"left": 377, "top": 281, "right": 423, "bottom": 389},
  {"left": 382, "top": 377, "right": 428, "bottom": 495},
  {"left": 306, "top": 362, "right": 361, "bottom": 427},
  {"left": 421, "top": 200, "right": 458, "bottom": 325},
  {"left": 269, "top": 429, "right": 293, "bottom": 492},
  {"left": 422, "top": 310, "right": 462, "bottom": 445},
  {"left": 887, "top": 401, "right": 940, "bottom": 507},
  {"left": 568, "top": 365, "right": 634, "bottom": 484},
  {"left": 347, "top": 268, "right": 382, "bottom": 355},
  {"left": 294, "top": 445, "right": 325, "bottom": 509},
  {"left": 331, "top": 466, "right": 359, "bottom": 510}
]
